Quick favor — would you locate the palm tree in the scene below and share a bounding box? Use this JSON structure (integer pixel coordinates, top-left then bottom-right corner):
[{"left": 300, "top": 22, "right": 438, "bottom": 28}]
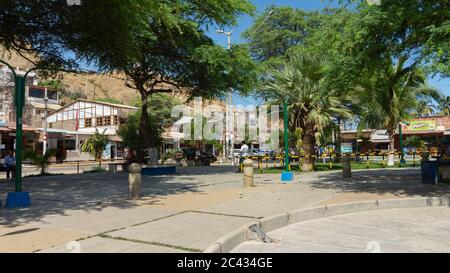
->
[
  {"left": 81, "top": 129, "right": 109, "bottom": 162},
  {"left": 413, "top": 99, "right": 436, "bottom": 117},
  {"left": 356, "top": 57, "right": 441, "bottom": 166},
  {"left": 25, "top": 149, "right": 57, "bottom": 175},
  {"left": 261, "top": 52, "right": 352, "bottom": 171},
  {"left": 437, "top": 96, "right": 450, "bottom": 115}
]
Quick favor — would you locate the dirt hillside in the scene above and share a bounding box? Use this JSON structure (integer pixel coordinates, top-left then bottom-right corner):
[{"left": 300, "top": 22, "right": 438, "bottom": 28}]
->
[{"left": 0, "top": 49, "right": 139, "bottom": 105}]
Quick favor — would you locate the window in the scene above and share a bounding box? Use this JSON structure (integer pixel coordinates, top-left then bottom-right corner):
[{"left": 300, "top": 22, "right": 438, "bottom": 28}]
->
[
  {"left": 85, "top": 118, "right": 92, "bottom": 128},
  {"left": 47, "top": 90, "right": 58, "bottom": 100},
  {"left": 104, "top": 116, "right": 111, "bottom": 126},
  {"left": 113, "top": 115, "right": 119, "bottom": 125},
  {"left": 96, "top": 117, "right": 103, "bottom": 126},
  {"left": 28, "top": 87, "right": 45, "bottom": 99}
]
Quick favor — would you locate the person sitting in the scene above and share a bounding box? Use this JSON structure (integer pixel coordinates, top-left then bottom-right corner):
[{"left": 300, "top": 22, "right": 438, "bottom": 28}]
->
[{"left": 4, "top": 151, "right": 16, "bottom": 180}]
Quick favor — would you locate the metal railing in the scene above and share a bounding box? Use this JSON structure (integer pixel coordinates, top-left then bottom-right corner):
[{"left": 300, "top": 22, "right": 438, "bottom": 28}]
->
[{"left": 237, "top": 151, "right": 427, "bottom": 173}]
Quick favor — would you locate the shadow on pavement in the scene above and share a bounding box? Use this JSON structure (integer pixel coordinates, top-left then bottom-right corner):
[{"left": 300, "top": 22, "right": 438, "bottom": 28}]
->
[
  {"left": 0, "top": 169, "right": 218, "bottom": 226},
  {"left": 307, "top": 168, "right": 450, "bottom": 197}
]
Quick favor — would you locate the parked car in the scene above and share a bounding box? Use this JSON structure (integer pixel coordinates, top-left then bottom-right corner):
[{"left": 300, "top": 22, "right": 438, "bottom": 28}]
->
[
  {"left": 181, "top": 148, "right": 217, "bottom": 166},
  {"left": 198, "top": 151, "right": 217, "bottom": 166},
  {"left": 181, "top": 147, "right": 197, "bottom": 160}
]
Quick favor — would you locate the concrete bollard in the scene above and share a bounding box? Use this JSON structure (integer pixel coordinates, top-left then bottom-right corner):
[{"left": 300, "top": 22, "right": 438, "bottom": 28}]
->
[
  {"left": 243, "top": 159, "right": 255, "bottom": 187},
  {"left": 128, "top": 163, "right": 142, "bottom": 199},
  {"left": 342, "top": 156, "right": 352, "bottom": 178}
]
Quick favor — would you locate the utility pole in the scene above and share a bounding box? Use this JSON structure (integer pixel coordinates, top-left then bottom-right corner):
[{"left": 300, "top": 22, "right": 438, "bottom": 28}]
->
[
  {"left": 217, "top": 29, "right": 235, "bottom": 165},
  {"left": 216, "top": 10, "right": 275, "bottom": 166}
]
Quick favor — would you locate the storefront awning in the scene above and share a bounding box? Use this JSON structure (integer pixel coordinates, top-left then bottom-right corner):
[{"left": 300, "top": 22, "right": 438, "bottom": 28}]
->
[
  {"left": 0, "top": 127, "right": 12, "bottom": 132},
  {"left": 6, "top": 123, "right": 38, "bottom": 133},
  {"left": 402, "top": 130, "right": 444, "bottom": 135},
  {"left": 371, "top": 139, "right": 389, "bottom": 143}
]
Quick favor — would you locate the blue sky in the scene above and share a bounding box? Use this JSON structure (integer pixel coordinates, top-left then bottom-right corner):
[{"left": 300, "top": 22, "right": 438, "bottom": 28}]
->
[{"left": 208, "top": 0, "right": 449, "bottom": 105}]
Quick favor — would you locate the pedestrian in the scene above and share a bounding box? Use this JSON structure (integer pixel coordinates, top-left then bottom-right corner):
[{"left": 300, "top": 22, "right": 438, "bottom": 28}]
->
[
  {"left": 237, "top": 143, "right": 249, "bottom": 172},
  {"left": 4, "top": 151, "right": 16, "bottom": 180}
]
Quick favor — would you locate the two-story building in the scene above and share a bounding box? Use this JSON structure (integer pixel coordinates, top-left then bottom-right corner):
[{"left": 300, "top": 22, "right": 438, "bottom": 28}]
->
[
  {"left": 0, "top": 66, "right": 43, "bottom": 156},
  {"left": 45, "top": 99, "right": 138, "bottom": 160}
]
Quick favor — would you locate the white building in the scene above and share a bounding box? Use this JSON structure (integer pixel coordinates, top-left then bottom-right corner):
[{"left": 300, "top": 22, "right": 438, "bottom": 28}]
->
[{"left": 45, "top": 99, "right": 137, "bottom": 160}]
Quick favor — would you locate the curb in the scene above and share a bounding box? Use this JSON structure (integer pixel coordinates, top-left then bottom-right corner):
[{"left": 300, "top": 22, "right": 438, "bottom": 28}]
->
[{"left": 203, "top": 196, "right": 450, "bottom": 253}]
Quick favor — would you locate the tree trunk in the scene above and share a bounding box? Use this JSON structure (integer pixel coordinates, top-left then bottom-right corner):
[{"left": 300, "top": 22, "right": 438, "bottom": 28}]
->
[
  {"left": 139, "top": 90, "right": 152, "bottom": 148},
  {"left": 302, "top": 122, "right": 316, "bottom": 172},
  {"left": 335, "top": 118, "right": 342, "bottom": 162},
  {"left": 137, "top": 89, "right": 160, "bottom": 164},
  {"left": 387, "top": 131, "right": 395, "bottom": 166},
  {"left": 147, "top": 147, "right": 159, "bottom": 166}
]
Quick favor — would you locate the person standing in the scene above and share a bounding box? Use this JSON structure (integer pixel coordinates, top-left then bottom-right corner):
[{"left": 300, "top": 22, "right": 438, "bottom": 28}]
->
[
  {"left": 237, "top": 143, "right": 249, "bottom": 172},
  {"left": 4, "top": 151, "right": 16, "bottom": 180}
]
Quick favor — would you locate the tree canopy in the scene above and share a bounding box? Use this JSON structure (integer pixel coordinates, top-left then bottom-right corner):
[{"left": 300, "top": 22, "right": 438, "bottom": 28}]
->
[
  {"left": 338, "top": 0, "right": 450, "bottom": 76},
  {"left": 103, "top": 0, "right": 257, "bottom": 148},
  {"left": 1, "top": 1, "right": 258, "bottom": 150},
  {"left": 0, "top": 0, "right": 142, "bottom": 70}
]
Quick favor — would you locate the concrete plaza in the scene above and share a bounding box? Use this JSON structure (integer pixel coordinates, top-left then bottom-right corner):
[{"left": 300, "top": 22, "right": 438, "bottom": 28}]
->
[
  {"left": 232, "top": 207, "right": 450, "bottom": 253},
  {"left": 1, "top": 166, "right": 449, "bottom": 253}
]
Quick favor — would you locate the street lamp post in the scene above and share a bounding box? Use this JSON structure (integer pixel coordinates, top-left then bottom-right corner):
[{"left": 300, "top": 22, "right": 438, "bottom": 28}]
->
[
  {"left": 0, "top": 59, "right": 31, "bottom": 207},
  {"left": 281, "top": 98, "right": 294, "bottom": 182},
  {"left": 216, "top": 29, "right": 235, "bottom": 166},
  {"left": 399, "top": 122, "right": 406, "bottom": 166}
]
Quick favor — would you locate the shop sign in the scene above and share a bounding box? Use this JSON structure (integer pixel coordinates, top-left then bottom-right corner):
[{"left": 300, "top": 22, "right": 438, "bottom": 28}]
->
[{"left": 404, "top": 120, "right": 436, "bottom": 131}]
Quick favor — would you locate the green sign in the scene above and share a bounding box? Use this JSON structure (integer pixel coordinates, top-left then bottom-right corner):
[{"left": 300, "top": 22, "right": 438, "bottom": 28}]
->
[{"left": 404, "top": 120, "right": 436, "bottom": 131}]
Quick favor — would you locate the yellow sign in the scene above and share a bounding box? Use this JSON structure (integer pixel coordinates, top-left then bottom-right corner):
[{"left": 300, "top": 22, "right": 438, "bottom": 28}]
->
[{"left": 404, "top": 120, "right": 436, "bottom": 131}]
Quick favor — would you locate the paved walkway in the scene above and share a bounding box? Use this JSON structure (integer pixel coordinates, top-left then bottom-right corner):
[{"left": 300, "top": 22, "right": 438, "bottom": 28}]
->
[
  {"left": 0, "top": 166, "right": 449, "bottom": 253},
  {"left": 232, "top": 207, "right": 450, "bottom": 253}
]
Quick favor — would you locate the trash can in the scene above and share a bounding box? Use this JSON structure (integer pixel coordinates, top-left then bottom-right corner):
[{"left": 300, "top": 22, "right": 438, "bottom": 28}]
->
[
  {"left": 439, "top": 159, "right": 450, "bottom": 184},
  {"left": 421, "top": 160, "right": 439, "bottom": 185}
]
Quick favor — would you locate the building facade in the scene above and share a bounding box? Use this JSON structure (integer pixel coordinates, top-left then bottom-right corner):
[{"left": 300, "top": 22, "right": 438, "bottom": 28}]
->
[
  {"left": 45, "top": 99, "right": 137, "bottom": 160},
  {"left": 341, "top": 115, "right": 450, "bottom": 155}
]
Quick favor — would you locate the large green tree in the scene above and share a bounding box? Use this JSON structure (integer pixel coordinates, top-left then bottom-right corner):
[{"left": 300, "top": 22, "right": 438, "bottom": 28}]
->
[
  {"left": 119, "top": 94, "right": 180, "bottom": 162},
  {"left": 356, "top": 57, "right": 441, "bottom": 166},
  {"left": 246, "top": 2, "right": 449, "bottom": 161},
  {"left": 242, "top": 6, "right": 323, "bottom": 67},
  {"left": 1, "top": 1, "right": 258, "bottom": 154},
  {"left": 334, "top": 0, "right": 450, "bottom": 77},
  {"left": 109, "top": 1, "right": 257, "bottom": 150},
  {"left": 261, "top": 52, "right": 352, "bottom": 172}
]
